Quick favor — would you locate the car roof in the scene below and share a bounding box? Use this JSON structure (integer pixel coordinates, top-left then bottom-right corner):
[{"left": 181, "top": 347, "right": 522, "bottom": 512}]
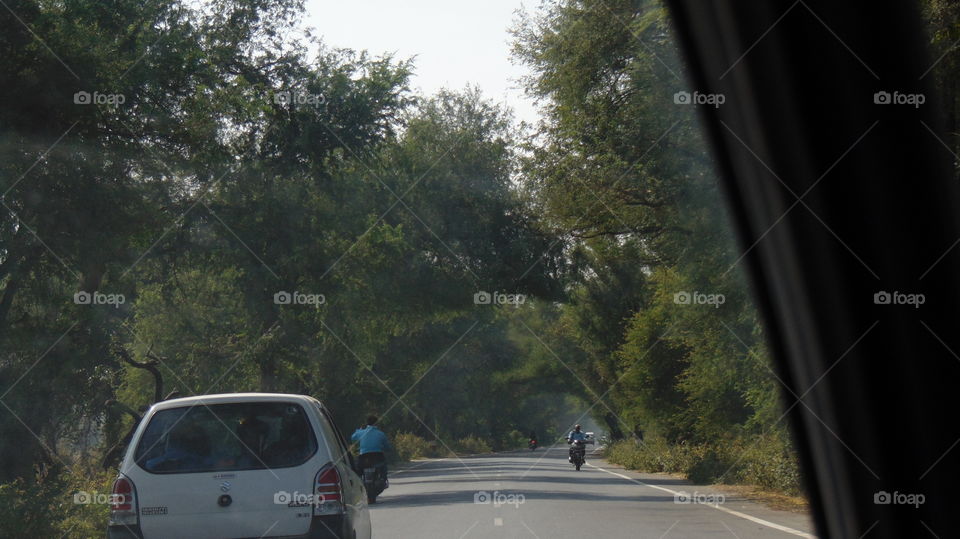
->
[{"left": 149, "top": 392, "right": 320, "bottom": 411}]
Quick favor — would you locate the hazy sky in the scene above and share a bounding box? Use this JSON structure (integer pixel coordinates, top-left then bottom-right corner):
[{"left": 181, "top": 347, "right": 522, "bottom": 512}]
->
[{"left": 303, "top": 0, "right": 541, "bottom": 126}]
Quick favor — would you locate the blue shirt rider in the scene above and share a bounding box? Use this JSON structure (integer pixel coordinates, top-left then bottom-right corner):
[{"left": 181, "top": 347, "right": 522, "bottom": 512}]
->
[
  {"left": 568, "top": 425, "right": 587, "bottom": 442},
  {"left": 351, "top": 416, "right": 392, "bottom": 455},
  {"left": 351, "top": 415, "right": 392, "bottom": 498},
  {"left": 567, "top": 424, "right": 586, "bottom": 463}
]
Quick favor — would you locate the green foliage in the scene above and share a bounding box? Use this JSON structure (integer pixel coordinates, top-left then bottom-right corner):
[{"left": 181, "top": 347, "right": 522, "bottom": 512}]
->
[
  {"left": 390, "top": 432, "right": 493, "bottom": 462},
  {"left": 604, "top": 433, "right": 801, "bottom": 494},
  {"left": 0, "top": 465, "right": 114, "bottom": 538},
  {"left": 0, "top": 3, "right": 567, "bottom": 532},
  {"left": 452, "top": 436, "right": 493, "bottom": 455},
  {"left": 390, "top": 432, "right": 432, "bottom": 462},
  {"left": 512, "top": 0, "right": 796, "bottom": 493}
]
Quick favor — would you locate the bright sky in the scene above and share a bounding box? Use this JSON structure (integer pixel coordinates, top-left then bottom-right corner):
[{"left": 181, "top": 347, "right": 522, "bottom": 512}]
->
[{"left": 303, "top": 0, "right": 541, "bottom": 126}]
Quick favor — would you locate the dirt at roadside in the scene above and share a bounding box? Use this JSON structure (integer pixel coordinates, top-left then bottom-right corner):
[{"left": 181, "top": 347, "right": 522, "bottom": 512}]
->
[{"left": 711, "top": 483, "right": 809, "bottom": 514}]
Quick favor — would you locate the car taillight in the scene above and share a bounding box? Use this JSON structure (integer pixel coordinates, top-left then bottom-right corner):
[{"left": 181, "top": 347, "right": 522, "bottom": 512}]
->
[
  {"left": 108, "top": 476, "right": 138, "bottom": 527},
  {"left": 313, "top": 463, "right": 343, "bottom": 515}
]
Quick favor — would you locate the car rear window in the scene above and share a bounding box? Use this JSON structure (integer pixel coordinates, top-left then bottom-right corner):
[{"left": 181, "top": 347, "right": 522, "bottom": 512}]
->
[{"left": 134, "top": 401, "right": 318, "bottom": 474}]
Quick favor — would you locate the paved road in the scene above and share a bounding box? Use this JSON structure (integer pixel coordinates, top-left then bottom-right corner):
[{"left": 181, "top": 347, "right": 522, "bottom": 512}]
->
[{"left": 369, "top": 445, "right": 816, "bottom": 539}]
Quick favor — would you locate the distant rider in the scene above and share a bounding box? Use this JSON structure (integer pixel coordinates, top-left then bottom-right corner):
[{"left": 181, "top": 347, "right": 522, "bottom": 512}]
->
[
  {"left": 567, "top": 424, "right": 587, "bottom": 463},
  {"left": 351, "top": 415, "right": 392, "bottom": 485}
]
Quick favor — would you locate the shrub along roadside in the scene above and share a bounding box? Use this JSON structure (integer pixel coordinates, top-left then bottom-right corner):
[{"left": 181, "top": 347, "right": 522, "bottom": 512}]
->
[
  {"left": 389, "top": 433, "right": 495, "bottom": 463},
  {"left": 0, "top": 465, "right": 115, "bottom": 538},
  {"left": 602, "top": 433, "right": 803, "bottom": 496}
]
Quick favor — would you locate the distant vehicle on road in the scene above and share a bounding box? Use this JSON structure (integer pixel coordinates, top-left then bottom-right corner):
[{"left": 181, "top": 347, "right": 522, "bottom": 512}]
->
[
  {"left": 584, "top": 432, "right": 595, "bottom": 444},
  {"left": 569, "top": 440, "right": 587, "bottom": 471},
  {"left": 107, "top": 393, "right": 371, "bottom": 539}
]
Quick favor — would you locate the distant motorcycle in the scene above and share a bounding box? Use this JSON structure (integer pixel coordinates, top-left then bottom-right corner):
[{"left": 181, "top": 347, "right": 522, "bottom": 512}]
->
[
  {"left": 568, "top": 439, "right": 586, "bottom": 471},
  {"left": 528, "top": 438, "right": 538, "bottom": 450}
]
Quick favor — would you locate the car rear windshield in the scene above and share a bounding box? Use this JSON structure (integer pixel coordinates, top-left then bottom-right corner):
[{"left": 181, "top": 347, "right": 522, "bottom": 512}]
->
[{"left": 134, "top": 401, "right": 318, "bottom": 474}]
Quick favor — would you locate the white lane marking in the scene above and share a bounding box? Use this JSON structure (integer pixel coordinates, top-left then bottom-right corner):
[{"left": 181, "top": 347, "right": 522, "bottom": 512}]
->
[
  {"left": 660, "top": 520, "right": 680, "bottom": 539},
  {"left": 585, "top": 463, "right": 816, "bottom": 538},
  {"left": 519, "top": 517, "right": 541, "bottom": 539},
  {"left": 459, "top": 520, "right": 480, "bottom": 539}
]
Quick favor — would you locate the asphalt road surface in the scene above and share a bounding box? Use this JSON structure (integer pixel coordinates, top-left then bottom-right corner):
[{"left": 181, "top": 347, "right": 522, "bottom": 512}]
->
[{"left": 369, "top": 445, "right": 816, "bottom": 539}]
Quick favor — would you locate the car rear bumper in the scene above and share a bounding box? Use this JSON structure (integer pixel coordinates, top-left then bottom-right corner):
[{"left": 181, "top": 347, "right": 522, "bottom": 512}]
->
[
  {"left": 107, "top": 515, "right": 350, "bottom": 539},
  {"left": 306, "top": 514, "right": 349, "bottom": 538}
]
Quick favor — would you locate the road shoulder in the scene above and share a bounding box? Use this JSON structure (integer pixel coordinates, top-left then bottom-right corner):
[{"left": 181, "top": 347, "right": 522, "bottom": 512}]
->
[{"left": 587, "top": 453, "right": 817, "bottom": 538}]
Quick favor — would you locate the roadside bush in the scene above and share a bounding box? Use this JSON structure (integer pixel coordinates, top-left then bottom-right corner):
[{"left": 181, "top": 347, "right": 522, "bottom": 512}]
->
[
  {"left": 452, "top": 436, "right": 492, "bottom": 455},
  {"left": 731, "top": 434, "right": 802, "bottom": 494},
  {"left": 390, "top": 433, "right": 462, "bottom": 461},
  {"left": 391, "top": 432, "right": 427, "bottom": 462},
  {"left": 390, "top": 432, "right": 494, "bottom": 462},
  {"left": 0, "top": 465, "right": 114, "bottom": 538},
  {"left": 603, "top": 433, "right": 801, "bottom": 495},
  {"left": 505, "top": 429, "right": 528, "bottom": 450},
  {"left": 604, "top": 437, "right": 700, "bottom": 474}
]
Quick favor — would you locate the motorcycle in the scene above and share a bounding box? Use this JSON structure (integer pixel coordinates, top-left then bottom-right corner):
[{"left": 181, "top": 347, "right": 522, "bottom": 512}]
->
[
  {"left": 358, "top": 455, "right": 388, "bottom": 504},
  {"left": 568, "top": 439, "right": 586, "bottom": 471},
  {"left": 528, "top": 438, "right": 538, "bottom": 450}
]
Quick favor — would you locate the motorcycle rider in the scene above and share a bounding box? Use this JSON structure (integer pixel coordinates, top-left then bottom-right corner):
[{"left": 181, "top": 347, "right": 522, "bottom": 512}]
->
[
  {"left": 567, "top": 424, "right": 587, "bottom": 463},
  {"left": 351, "top": 414, "right": 392, "bottom": 501}
]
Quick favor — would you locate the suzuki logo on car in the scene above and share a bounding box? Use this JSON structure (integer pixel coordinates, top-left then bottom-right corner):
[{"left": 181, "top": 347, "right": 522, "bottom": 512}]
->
[{"left": 220, "top": 481, "right": 231, "bottom": 492}]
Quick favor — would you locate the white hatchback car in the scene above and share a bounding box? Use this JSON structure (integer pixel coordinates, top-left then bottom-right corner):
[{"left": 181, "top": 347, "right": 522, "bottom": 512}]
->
[{"left": 106, "top": 393, "right": 371, "bottom": 539}]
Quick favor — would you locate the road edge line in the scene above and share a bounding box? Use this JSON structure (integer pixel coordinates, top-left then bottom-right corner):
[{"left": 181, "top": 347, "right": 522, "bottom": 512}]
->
[{"left": 585, "top": 462, "right": 816, "bottom": 538}]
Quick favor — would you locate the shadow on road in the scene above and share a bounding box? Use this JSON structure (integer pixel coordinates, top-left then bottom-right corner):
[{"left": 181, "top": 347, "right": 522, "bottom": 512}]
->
[
  {"left": 392, "top": 474, "right": 687, "bottom": 488},
  {"left": 370, "top": 489, "right": 676, "bottom": 508}
]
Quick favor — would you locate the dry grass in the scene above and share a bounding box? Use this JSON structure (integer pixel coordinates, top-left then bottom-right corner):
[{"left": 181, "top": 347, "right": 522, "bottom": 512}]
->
[{"left": 712, "top": 483, "right": 809, "bottom": 513}]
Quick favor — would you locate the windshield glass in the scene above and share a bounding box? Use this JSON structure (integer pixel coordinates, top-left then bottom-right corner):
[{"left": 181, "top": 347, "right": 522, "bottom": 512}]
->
[
  {"left": 15, "top": 0, "right": 954, "bottom": 535},
  {"left": 135, "top": 402, "right": 316, "bottom": 473}
]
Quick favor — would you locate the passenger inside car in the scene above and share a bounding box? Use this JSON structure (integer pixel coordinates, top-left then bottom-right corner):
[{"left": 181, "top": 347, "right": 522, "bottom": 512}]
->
[
  {"left": 263, "top": 415, "right": 313, "bottom": 467},
  {"left": 145, "top": 422, "right": 211, "bottom": 472},
  {"left": 232, "top": 415, "right": 268, "bottom": 468}
]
